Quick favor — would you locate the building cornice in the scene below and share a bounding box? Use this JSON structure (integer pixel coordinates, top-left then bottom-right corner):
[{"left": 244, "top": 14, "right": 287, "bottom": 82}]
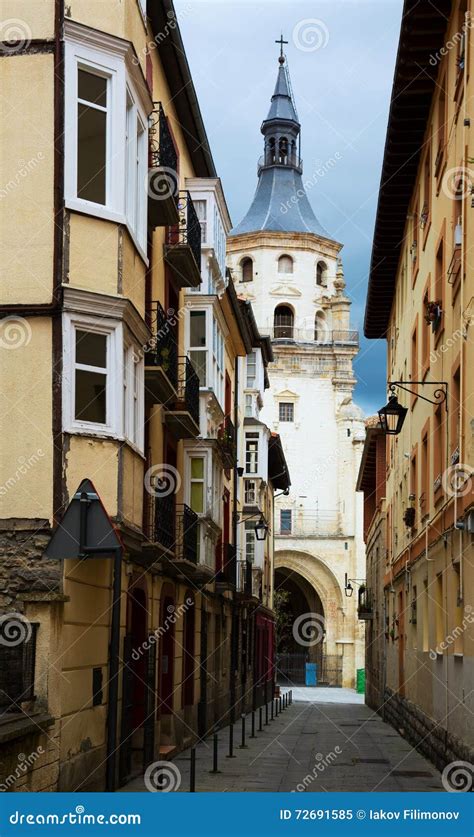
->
[{"left": 62, "top": 286, "right": 149, "bottom": 344}]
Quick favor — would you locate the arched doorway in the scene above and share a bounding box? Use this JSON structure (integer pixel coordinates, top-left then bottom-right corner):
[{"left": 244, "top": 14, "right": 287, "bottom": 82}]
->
[{"left": 274, "top": 557, "right": 343, "bottom": 687}]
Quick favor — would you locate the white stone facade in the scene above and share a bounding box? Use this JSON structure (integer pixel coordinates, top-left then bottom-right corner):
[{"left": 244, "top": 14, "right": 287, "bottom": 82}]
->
[{"left": 227, "top": 230, "right": 366, "bottom": 687}]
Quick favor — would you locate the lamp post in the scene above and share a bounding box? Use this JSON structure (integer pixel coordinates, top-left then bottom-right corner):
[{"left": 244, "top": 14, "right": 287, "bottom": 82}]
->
[{"left": 378, "top": 381, "right": 448, "bottom": 436}]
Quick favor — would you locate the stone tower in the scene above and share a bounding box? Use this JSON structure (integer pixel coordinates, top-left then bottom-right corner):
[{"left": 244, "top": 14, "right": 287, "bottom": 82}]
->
[{"left": 227, "top": 48, "right": 366, "bottom": 688}]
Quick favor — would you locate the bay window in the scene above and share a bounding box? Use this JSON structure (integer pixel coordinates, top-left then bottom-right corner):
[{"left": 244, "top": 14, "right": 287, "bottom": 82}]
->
[
  {"left": 189, "top": 310, "right": 207, "bottom": 386},
  {"left": 245, "top": 432, "right": 259, "bottom": 474},
  {"left": 189, "top": 457, "right": 205, "bottom": 514},
  {"left": 63, "top": 312, "right": 143, "bottom": 450},
  {"left": 187, "top": 308, "right": 225, "bottom": 408},
  {"left": 65, "top": 22, "right": 151, "bottom": 256}
]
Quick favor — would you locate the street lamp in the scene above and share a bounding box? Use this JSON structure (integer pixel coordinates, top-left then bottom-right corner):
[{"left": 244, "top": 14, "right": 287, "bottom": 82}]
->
[
  {"left": 378, "top": 393, "right": 408, "bottom": 436},
  {"left": 254, "top": 515, "right": 269, "bottom": 541}
]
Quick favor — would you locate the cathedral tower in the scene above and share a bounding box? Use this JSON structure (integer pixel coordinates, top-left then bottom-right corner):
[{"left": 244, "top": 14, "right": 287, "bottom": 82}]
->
[{"left": 227, "top": 45, "right": 366, "bottom": 688}]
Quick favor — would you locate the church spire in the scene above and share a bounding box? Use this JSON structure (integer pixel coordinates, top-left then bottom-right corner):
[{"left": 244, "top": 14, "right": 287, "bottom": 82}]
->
[{"left": 229, "top": 41, "right": 331, "bottom": 239}]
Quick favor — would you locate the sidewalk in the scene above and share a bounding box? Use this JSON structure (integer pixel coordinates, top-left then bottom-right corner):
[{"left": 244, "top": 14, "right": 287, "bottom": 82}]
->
[{"left": 121, "top": 689, "right": 443, "bottom": 793}]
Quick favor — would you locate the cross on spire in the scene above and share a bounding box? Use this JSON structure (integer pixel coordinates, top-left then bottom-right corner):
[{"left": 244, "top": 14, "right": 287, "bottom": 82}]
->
[{"left": 275, "top": 34, "right": 288, "bottom": 64}]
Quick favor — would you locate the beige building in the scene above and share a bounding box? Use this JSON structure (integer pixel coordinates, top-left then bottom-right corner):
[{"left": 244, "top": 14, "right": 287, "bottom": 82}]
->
[
  {"left": 0, "top": 0, "right": 289, "bottom": 792},
  {"left": 362, "top": 0, "right": 474, "bottom": 769}
]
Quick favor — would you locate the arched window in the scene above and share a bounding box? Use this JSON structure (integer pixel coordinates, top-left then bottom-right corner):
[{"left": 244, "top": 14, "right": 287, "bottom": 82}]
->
[
  {"left": 268, "top": 137, "right": 276, "bottom": 165},
  {"left": 279, "top": 137, "right": 288, "bottom": 164},
  {"left": 274, "top": 304, "right": 294, "bottom": 339},
  {"left": 278, "top": 254, "right": 293, "bottom": 274},
  {"left": 314, "top": 313, "right": 327, "bottom": 342},
  {"left": 241, "top": 257, "right": 253, "bottom": 283},
  {"left": 316, "top": 261, "right": 328, "bottom": 287}
]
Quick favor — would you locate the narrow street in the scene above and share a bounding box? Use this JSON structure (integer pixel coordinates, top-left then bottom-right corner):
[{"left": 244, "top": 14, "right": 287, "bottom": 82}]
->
[{"left": 122, "top": 689, "right": 443, "bottom": 793}]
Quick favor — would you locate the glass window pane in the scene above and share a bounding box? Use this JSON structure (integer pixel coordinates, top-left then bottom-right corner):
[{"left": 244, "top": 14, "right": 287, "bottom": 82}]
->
[
  {"left": 77, "top": 103, "right": 106, "bottom": 204},
  {"left": 189, "top": 350, "right": 206, "bottom": 386},
  {"left": 76, "top": 330, "right": 107, "bottom": 368},
  {"left": 75, "top": 370, "right": 106, "bottom": 423},
  {"left": 190, "top": 483, "right": 204, "bottom": 514},
  {"left": 190, "top": 311, "right": 206, "bottom": 347},
  {"left": 78, "top": 69, "right": 107, "bottom": 107},
  {"left": 191, "top": 458, "right": 204, "bottom": 479}
]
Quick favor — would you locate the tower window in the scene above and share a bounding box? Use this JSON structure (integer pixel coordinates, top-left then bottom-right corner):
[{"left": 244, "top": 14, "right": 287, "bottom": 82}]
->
[
  {"left": 316, "top": 261, "right": 328, "bottom": 287},
  {"left": 314, "top": 313, "right": 327, "bottom": 342},
  {"left": 278, "top": 255, "right": 293, "bottom": 274},
  {"left": 241, "top": 258, "right": 253, "bottom": 283},
  {"left": 274, "top": 304, "right": 294, "bottom": 339},
  {"left": 279, "top": 402, "right": 294, "bottom": 422},
  {"left": 280, "top": 509, "right": 292, "bottom": 534}
]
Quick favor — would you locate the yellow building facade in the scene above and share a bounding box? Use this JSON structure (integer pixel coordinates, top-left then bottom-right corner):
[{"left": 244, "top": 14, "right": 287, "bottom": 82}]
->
[
  {"left": 363, "top": 0, "right": 474, "bottom": 769},
  {"left": 0, "top": 0, "right": 289, "bottom": 792}
]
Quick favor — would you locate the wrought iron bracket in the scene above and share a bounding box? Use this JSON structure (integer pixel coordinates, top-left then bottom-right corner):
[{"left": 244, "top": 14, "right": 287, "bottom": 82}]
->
[{"left": 388, "top": 380, "right": 448, "bottom": 410}]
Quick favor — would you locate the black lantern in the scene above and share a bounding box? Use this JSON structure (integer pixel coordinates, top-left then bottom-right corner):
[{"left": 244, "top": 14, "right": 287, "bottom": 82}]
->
[
  {"left": 254, "top": 515, "right": 268, "bottom": 541},
  {"left": 345, "top": 581, "right": 353, "bottom": 598},
  {"left": 378, "top": 394, "right": 408, "bottom": 436}
]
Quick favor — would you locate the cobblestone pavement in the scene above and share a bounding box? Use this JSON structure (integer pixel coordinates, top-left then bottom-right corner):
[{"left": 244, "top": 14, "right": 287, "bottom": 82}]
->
[{"left": 122, "top": 689, "right": 444, "bottom": 793}]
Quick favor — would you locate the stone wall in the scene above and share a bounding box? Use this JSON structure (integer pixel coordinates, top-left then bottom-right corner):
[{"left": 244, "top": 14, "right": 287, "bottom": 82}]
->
[
  {"left": 382, "top": 687, "right": 474, "bottom": 772},
  {"left": 0, "top": 519, "right": 60, "bottom": 612}
]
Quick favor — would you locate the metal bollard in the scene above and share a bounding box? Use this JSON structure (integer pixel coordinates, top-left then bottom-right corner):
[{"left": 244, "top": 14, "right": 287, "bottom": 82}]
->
[
  {"left": 265, "top": 701, "right": 269, "bottom": 725},
  {"left": 275, "top": 698, "right": 279, "bottom": 717},
  {"left": 190, "top": 747, "right": 196, "bottom": 792},
  {"left": 209, "top": 732, "right": 220, "bottom": 774},
  {"left": 280, "top": 695, "right": 283, "bottom": 713},
  {"left": 239, "top": 713, "right": 248, "bottom": 748},
  {"left": 227, "top": 722, "right": 236, "bottom": 758},
  {"left": 251, "top": 710, "right": 256, "bottom": 738},
  {"left": 259, "top": 707, "right": 263, "bottom": 731},
  {"left": 270, "top": 699, "right": 274, "bottom": 720},
  {"left": 290, "top": 689, "right": 292, "bottom": 705}
]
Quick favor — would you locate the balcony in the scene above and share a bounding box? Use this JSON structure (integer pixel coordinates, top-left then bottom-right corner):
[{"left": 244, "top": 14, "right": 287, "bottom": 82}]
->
[
  {"left": 269, "top": 325, "right": 359, "bottom": 346},
  {"left": 164, "top": 191, "right": 202, "bottom": 288},
  {"left": 176, "top": 504, "right": 199, "bottom": 565},
  {"left": 357, "top": 586, "right": 374, "bottom": 621},
  {"left": 148, "top": 491, "right": 175, "bottom": 556},
  {"left": 276, "top": 508, "right": 342, "bottom": 538},
  {"left": 144, "top": 301, "right": 178, "bottom": 405},
  {"left": 148, "top": 102, "right": 179, "bottom": 228},
  {"left": 236, "top": 560, "right": 261, "bottom": 602},
  {"left": 164, "top": 357, "right": 200, "bottom": 439},
  {"left": 0, "top": 619, "right": 38, "bottom": 712},
  {"left": 216, "top": 542, "right": 236, "bottom": 589},
  {"left": 216, "top": 415, "right": 237, "bottom": 469}
]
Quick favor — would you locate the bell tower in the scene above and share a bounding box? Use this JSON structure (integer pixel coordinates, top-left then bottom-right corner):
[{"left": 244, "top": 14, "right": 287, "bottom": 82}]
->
[{"left": 227, "top": 42, "right": 366, "bottom": 689}]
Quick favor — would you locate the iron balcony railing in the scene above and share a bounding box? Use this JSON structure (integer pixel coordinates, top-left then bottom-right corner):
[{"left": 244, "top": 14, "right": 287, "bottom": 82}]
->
[
  {"left": 216, "top": 415, "right": 237, "bottom": 468},
  {"left": 218, "top": 542, "right": 236, "bottom": 586},
  {"left": 152, "top": 491, "right": 175, "bottom": 551},
  {"left": 176, "top": 357, "right": 200, "bottom": 426},
  {"left": 237, "top": 559, "right": 260, "bottom": 597},
  {"left": 276, "top": 508, "right": 342, "bottom": 538},
  {"left": 176, "top": 503, "right": 199, "bottom": 564},
  {"left": 166, "top": 190, "right": 201, "bottom": 272},
  {"left": 0, "top": 620, "right": 38, "bottom": 712},
  {"left": 149, "top": 102, "right": 178, "bottom": 175},
  {"left": 357, "top": 586, "right": 374, "bottom": 620},
  {"left": 269, "top": 325, "right": 359, "bottom": 346},
  {"left": 145, "top": 301, "right": 178, "bottom": 389},
  {"left": 258, "top": 151, "right": 303, "bottom": 174}
]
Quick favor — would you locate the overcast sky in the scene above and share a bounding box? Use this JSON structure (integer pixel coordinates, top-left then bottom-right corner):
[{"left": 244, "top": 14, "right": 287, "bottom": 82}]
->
[{"left": 175, "top": 0, "right": 404, "bottom": 415}]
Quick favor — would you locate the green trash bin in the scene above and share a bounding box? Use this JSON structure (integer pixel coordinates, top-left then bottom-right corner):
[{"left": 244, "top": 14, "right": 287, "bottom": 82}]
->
[{"left": 356, "top": 668, "right": 365, "bottom": 694}]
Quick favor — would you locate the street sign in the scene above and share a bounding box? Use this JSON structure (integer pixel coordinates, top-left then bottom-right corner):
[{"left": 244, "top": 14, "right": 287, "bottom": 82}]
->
[{"left": 44, "top": 478, "right": 122, "bottom": 560}]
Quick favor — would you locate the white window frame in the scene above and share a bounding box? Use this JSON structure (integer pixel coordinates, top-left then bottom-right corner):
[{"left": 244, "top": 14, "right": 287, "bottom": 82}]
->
[
  {"left": 246, "top": 351, "right": 257, "bottom": 388},
  {"left": 123, "top": 340, "right": 144, "bottom": 452},
  {"left": 280, "top": 509, "right": 292, "bottom": 534},
  {"left": 245, "top": 432, "right": 259, "bottom": 475},
  {"left": 64, "top": 34, "right": 148, "bottom": 258},
  {"left": 63, "top": 312, "right": 123, "bottom": 438},
  {"left": 279, "top": 402, "right": 294, "bottom": 422}
]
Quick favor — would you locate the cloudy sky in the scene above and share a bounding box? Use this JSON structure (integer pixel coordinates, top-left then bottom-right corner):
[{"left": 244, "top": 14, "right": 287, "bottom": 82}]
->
[{"left": 175, "top": 0, "right": 404, "bottom": 414}]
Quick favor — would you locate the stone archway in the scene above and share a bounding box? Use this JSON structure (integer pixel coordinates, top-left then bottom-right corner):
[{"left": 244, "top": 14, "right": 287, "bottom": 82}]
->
[{"left": 274, "top": 550, "right": 347, "bottom": 686}]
